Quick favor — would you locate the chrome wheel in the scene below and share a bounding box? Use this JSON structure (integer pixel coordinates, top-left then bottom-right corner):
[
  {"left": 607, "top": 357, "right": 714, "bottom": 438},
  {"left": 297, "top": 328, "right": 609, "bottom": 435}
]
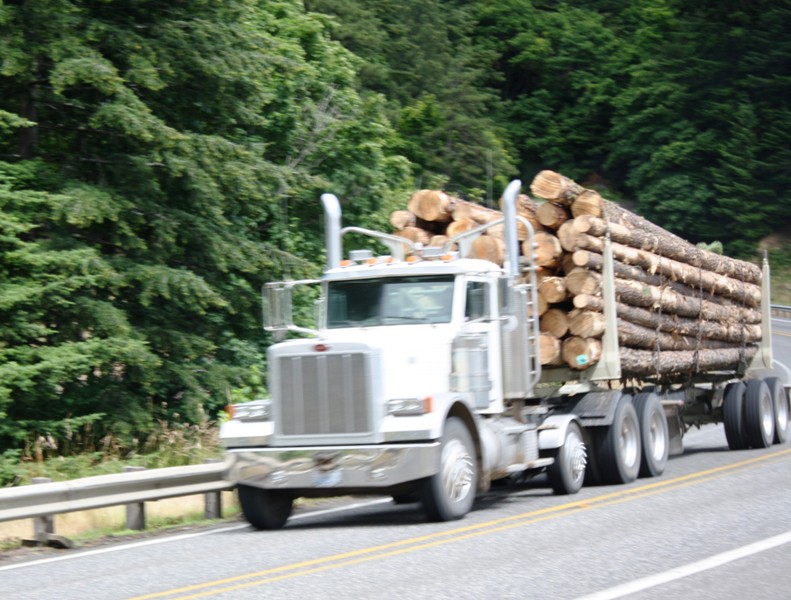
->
[
  {"left": 597, "top": 394, "right": 642, "bottom": 484},
  {"left": 421, "top": 417, "right": 477, "bottom": 521},
  {"left": 548, "top": 421, "right": 587, "bottom": 495},
  {"left": 634, "top": 392, "right": 669, "bottom": 478},
  {"left": 440, "top": 438, "right": 474, "bottom": 503},
  {"left": 745, "top": 380, "right": 775, "bottom": 449}
]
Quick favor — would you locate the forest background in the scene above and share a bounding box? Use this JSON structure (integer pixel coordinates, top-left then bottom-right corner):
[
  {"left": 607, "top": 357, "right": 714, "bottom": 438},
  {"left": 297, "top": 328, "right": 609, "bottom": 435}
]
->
[{"left": 1, "top": 0, "right": 789, "bottom": 484}]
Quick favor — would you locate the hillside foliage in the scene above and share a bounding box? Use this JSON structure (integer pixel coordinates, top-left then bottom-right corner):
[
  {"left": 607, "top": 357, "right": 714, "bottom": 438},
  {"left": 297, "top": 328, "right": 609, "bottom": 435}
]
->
[{"left": 0, "top": 0, "right": 788, "bottom": 469}]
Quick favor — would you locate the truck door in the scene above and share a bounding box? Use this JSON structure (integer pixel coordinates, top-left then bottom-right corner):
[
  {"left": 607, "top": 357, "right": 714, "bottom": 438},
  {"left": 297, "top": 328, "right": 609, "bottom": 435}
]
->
[{"left": 460, "top": 277, "right": 503, "bottom": 412}]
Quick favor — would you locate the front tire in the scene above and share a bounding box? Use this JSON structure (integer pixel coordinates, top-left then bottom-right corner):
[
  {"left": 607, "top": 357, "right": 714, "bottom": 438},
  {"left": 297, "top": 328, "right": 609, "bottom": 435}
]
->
[
  {"left": 546, "top": 421, "right": 587, "bottom": 494},
  {"left": 238, "top": 485, "right": 294, "bottom": 530},
  {"left": 744, "top": 380, "right": 775, "bottom": 449},
  {"left": 597, "top": 394, "right": 641, "bottom": 484},
  {"left": 633, "top": 392, "right": 669, "bottom": 478},
  {"left": 421, "top": 417, "right": 477, "bottom": 522}
]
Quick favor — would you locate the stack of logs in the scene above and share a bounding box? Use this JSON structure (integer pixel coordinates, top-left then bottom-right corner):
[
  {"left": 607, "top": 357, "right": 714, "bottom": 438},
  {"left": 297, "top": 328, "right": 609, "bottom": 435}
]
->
[{"left": 390, "top": 171, "right": 763, "bottom": 378}]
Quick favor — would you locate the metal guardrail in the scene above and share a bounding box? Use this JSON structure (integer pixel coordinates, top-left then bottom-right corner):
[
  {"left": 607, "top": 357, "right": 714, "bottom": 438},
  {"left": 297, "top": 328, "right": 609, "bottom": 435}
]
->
[
  {"left": 0, "top": 461, "right": 233, "bottom": 546},
  {"left": 772, "top": 304, "right": 791, "bottom": 318}
]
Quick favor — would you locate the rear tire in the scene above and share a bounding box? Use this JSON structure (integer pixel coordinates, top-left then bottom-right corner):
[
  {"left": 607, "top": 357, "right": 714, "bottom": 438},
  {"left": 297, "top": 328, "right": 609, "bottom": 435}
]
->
[
  {"left": 765, "top": 377, "right": 789, "bottom": 444},
  {"left": 633, "top": 392, "right": 669, "bottom": 478},
  {"left": 723, "top": 381, "right": 748, "bottom": 450},
  {"left": 546, "top": 421, "right": 587, "bottom": 495},
  {"left": 238, "top": 485, "right": 294, "bottom": 530},
  {"left": 744, "top": 379, "right": 775, "bottom": 449},
  {"left": 597, "top": 394, "right": 641, "bottom": 484},
  {"left": 421, "top": 417, "right": 477, "bottom": 521}
]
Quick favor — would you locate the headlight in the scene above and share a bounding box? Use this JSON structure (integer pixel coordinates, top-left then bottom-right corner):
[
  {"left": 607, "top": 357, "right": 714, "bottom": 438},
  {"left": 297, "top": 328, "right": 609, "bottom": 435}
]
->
[
  {"left": 231, "top": 399, "right": 272, "bottom": 422},
  {"left": 387, "top": 397, "right": 431, "bottom": 416}
]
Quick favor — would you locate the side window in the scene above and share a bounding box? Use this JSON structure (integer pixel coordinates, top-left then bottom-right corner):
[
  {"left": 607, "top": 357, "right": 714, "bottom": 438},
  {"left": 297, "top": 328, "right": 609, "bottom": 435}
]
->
[{"left": 465, "top": 281, "right": 488, "bottom": 321}]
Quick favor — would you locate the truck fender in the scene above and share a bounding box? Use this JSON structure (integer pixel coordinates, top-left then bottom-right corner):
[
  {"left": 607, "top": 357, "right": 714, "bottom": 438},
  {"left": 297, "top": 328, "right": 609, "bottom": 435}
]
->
[
  {"left": 430, "top": 392, "right": 477, "bottom": 439},
  {"left": 565, "top": 389, "right": 625, "bottom": 427},
  {"left": 538, "top": 414, "right": 583, "bottom": 450}
]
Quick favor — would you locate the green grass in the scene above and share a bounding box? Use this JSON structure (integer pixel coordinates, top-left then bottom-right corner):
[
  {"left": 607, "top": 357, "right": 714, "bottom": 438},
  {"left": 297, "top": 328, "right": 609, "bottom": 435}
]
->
[{"left": 1, "top": 418, "right": 224, "bottom": 487}]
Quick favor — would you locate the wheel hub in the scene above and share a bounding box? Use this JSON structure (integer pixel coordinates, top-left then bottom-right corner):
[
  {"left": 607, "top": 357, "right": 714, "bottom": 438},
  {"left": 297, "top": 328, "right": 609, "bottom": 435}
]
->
[
  {"left": 441, "top": 439, "right": 474, "bottom": 502},
  {"left": 567, "top": 431, "right": 587, "bottom": 482}
]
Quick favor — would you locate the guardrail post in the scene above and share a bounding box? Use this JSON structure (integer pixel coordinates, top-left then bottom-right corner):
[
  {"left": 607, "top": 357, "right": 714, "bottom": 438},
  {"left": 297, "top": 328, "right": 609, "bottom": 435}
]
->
[
  {"left": 203, "top": 459, "right": 223, "bottom": 519},
  {"left": 21, "top": 478, "right": 74, "bottom": 549},
  {"left": 124, "top": 466, "right": 147, "bottom": 530},
  {"left": 32, "top": 477, "right": 54, "bottom": 543}
]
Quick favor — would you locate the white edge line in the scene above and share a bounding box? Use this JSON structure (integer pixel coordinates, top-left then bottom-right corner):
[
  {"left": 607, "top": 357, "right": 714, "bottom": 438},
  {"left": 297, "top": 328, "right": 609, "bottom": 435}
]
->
[
  {"left": 0, "top": 497, "right": 392, "bottom": 573},
  {"left": 575, "top": 530, "right": 791, "bottom": 600}
]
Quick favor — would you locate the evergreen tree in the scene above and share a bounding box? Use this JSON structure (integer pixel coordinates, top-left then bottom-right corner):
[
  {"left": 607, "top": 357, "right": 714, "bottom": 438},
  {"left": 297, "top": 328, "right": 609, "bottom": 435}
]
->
[
  {"left": 606, "top": 0, "right": 791, "bottom": 253},
  {"left": 0, "top": 0, "right": 409, "bottom": 452},
  {"left": 307, "top": 0, "right": 516, "bottom": 198}
]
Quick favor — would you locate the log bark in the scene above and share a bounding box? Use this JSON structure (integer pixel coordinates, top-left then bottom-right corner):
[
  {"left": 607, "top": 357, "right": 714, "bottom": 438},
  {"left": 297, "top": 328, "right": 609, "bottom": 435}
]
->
[
  {"left": 573, "top": 215, "right": 763, "bottom": 295},
  {"left": 571, "top": 250, "right": 711, "bottom": 301},
  {"left": 602, "top": 201, "right": 761, "bottom": 285},
  {"left": 540, "top": 308, "right": 570, "bottom": 338},
  {"left": 533, "top": 171, "right": 761, "bottom": 284},
  {"left": 614, "top": 277, "right": 761, "bottom": 323},
  {"left": 564, "top": 231, "right": 761, "bottom": 308},
  {"left": 617, "top": 319, "right": 733, "bottom": 351},
  {"left": 572, "top": 294, "right": 762, "bottom": 344},
  {"left": 562, "top": 336, "right": 602, "bottom": 370},
  {"left": 619, "top": 346, "right": 758, "bottom": 376}
]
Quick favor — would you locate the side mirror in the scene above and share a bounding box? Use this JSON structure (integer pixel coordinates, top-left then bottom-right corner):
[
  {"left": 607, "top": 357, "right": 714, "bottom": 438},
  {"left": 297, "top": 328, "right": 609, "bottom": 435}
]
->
[
  {"left": 262, "top": 280, "right": 322, "bottom": 338},
  {"left": 262, "top": 283, "right": 292, "bottom": 333}
]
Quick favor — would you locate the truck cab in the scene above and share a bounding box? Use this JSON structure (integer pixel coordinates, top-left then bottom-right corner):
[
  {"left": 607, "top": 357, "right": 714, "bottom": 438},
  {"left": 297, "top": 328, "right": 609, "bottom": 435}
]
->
[{"left": 220, "top": 181, "right": 586, "bottom": 529}]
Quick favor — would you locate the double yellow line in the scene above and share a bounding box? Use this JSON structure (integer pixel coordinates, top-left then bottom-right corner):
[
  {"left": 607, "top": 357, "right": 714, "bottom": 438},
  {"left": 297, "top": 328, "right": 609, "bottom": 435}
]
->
[{"left": 130, "top": 447, "right": 791, "bottom": 600}]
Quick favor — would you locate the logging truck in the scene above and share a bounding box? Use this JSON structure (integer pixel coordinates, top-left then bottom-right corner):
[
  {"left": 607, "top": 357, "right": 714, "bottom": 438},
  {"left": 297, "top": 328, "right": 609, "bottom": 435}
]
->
[{"left": 220, "top": 177, "right": 790, "bottom": 530}]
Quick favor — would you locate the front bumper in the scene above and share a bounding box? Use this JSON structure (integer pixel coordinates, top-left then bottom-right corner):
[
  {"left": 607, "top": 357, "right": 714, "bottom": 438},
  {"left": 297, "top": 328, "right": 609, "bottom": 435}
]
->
[{"left": 226, "top": 443, "right": 439, "bottom": 490}]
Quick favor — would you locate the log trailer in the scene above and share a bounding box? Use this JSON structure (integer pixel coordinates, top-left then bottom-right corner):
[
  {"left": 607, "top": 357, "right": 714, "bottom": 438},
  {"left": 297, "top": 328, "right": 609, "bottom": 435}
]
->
[{"left": 220, "top": 180, "right": 790, "bottom": 529}]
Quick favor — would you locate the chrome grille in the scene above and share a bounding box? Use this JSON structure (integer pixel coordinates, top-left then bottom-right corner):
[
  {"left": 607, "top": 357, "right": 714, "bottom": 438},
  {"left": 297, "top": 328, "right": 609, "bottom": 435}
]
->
[{"left": 277, "top": 352, "right": 371, "bottom": 436}]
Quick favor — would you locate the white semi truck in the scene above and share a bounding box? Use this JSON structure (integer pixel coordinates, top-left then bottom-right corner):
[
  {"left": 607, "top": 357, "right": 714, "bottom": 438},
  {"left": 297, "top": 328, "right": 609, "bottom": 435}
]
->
[{"left": 220, "top": 180, "right": 789, "bottom": 529}]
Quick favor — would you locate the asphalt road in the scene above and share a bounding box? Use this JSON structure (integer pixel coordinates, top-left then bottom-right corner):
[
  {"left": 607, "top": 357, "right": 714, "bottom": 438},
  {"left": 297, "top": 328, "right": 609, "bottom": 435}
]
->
[{"left": 3, "top": 319, "right": 791, "bottom": 600}]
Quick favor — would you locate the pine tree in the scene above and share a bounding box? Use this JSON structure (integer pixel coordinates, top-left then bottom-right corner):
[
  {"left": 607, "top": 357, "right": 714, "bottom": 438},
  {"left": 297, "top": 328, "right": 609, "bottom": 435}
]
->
[{"left": 0, "top": 0, "right": 409, "bottom": 453}]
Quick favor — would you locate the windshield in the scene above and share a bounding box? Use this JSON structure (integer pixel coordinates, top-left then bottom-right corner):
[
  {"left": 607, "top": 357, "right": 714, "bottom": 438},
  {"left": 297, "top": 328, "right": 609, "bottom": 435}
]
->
[{"left": 326, "top": 275, "right": 455, "bottom": 328}]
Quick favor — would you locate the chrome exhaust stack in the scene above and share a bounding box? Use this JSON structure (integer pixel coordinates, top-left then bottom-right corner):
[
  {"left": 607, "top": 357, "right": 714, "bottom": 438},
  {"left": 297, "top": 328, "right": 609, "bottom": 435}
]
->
[
  {"left": 500, "top": 179, "right": 522, "bottom": 281},
  {"left": 321, "top": 193, "right": 342, "bottom": 270}
]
